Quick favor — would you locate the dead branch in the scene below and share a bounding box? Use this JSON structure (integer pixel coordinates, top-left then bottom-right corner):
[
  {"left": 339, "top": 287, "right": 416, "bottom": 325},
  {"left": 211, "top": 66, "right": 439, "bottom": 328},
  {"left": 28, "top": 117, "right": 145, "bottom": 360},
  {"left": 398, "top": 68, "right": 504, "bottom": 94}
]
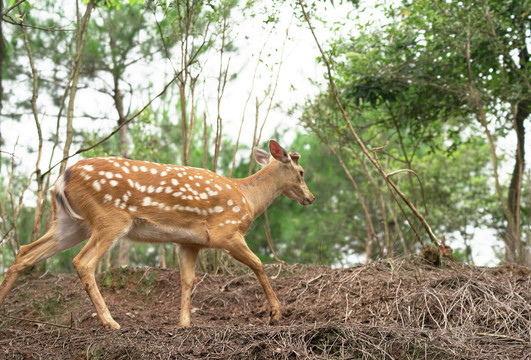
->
[{"left": 297, "top": 0, "right": 439, "bottom": 246}]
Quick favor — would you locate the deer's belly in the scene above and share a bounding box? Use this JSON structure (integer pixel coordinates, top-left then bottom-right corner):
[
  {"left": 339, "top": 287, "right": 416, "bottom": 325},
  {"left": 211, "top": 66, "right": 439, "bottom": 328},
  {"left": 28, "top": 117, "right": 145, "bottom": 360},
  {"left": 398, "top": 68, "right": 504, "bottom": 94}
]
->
[{"left": 126, "top": 220, "right": 208, "bottom": 246}]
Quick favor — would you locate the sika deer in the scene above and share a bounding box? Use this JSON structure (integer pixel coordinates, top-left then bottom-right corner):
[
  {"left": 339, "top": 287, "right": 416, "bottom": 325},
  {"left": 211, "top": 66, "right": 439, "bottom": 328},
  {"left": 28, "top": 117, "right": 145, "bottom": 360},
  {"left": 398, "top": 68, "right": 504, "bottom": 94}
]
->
[{"left": 0, "top": 140, "right": 314, "bottom": 329}]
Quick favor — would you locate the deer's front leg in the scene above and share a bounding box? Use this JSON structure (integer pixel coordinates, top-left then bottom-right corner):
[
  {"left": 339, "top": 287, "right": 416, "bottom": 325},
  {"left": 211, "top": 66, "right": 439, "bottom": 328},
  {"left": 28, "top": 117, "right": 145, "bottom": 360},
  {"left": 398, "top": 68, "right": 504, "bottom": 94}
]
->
[
  {"left": 178, "top": 245, "right": 200, "bottom": 327},
  {"left": 226, "top": 236, "right": 281, "bottom": 325}
]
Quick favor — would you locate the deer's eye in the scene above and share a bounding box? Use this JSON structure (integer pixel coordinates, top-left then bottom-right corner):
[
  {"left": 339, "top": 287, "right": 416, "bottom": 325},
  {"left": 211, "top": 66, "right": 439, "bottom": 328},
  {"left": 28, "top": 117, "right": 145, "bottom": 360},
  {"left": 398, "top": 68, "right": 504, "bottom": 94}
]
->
[{"left": 299, "top": 171, "right": 304, "bottom": 177}]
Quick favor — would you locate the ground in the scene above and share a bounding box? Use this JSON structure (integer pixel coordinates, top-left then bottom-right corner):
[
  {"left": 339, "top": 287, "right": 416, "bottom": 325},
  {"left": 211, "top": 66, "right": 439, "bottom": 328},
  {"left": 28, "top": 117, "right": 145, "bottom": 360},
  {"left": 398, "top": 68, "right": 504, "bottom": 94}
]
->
[{"left": 0, "top": 259, "right": 529, "bottom": 359}]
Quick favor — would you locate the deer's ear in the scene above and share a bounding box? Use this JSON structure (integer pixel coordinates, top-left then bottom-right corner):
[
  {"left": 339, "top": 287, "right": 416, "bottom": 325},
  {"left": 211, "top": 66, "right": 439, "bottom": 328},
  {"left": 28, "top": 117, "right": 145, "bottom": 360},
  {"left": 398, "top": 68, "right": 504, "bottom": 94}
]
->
[
  {"left": 254, "top": 147, "right": 271, "bottom": 166},
  {"left": 269, "top": 140, "right": 290, "bottom": 163}
]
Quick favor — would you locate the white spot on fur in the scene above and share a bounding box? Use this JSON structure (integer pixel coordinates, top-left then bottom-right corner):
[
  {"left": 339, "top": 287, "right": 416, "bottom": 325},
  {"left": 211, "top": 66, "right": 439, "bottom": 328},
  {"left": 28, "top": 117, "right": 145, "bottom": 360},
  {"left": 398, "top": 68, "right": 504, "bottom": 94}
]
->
[
  {"left": 172, "top": 192, "right": 183, "bottom": 197},
  {"left": 122, "top": 166, "right": 130, "bottom": 174},
  {"left": 99, "top": 179, "right": 106, "bottom": 184},
  {"left": 165, "top": 187, "right": 173, "bottom": 194},
  {"left": 129, "top": 206, "right": 137, "bottom": 212},
  {"left": 122, "top": 194, "right": 129, "bottom": 202},
  {"left": 199, "top": 193, "right": 208, "bottom": 199},
  {"left": 132, "top": 165, "right": 139, "bottom": 172},
  {"left": 110, "top": 180, "right": 118, "bottom": 187},
  {"left": 114, "top": 198, "right": 121, "bottom": 207},
  {"left": 115, "top": 173, "right": 123, "bottom": 179},
  {"left": 226, "top": 184, "right": 232, "bottom": 189},
  {"left": 128, "top": 179, "right": 134, "bottom": 187},
  {"left": 242, "top": 197, "right": 246, "bottom": 203},
  {"left": 228, "top": 200, "right": 233, "bottom": 206},
  {"left": 214, "top": 206, "right": 223, "bottom": 213},
  {"left": 103, "top": 194, "right": 112, "bottom": 203},
  {"left": 150, "top": 168, "right": 157, "bottom": 175},
  {"left": 156, "top": 186, "right": 164, "bottom": 193},
  {"left": 140, "top": 166, "right": 148, "bottom": 172},
  {"left": 82, "top": 165, "right": 94, "bottom": 172},
  {"left": 214, "top": 184, "right": 223, "bottom": 191},
  {"left": 233, "top": 206, "right": 240, "bottom": 213},
  {"left": 105, "top": 172, "right": 113, "bottom": 179},
  {"left": 208, "top": 191, "right": 218, "bottom": 196},
  {"left": 161, "top": 171, "right": 168, "bottom": 176},
  {"left": 171, "top": 178, "right": 179, "bottom": 186},
  {"left": 142, "top": 197, "right": 152, "bottom": 206}
]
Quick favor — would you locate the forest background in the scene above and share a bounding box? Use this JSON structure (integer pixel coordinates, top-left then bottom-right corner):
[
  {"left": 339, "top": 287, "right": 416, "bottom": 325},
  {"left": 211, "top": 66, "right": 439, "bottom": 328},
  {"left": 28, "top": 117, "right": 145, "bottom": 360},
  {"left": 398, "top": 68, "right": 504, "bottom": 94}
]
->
[{"left": 0, "top": 0, "right": 529, "bottom": 277}]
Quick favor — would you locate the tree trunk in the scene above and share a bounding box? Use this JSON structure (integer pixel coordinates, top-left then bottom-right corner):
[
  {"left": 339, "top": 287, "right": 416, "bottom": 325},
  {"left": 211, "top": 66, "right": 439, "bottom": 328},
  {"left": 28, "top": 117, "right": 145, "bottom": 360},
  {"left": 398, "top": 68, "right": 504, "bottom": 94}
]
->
[
  {"left": 506, "top": 99, "right": 529, "bottom": 265},
  {"left": 179, "top": 82, "right": 189, "bottom": 165},
  {"left": 59, "top": 0, "right": 96, "bottom": 174},
  {"left": 113, "top": 70, "right": 131, "bottom": 267}
]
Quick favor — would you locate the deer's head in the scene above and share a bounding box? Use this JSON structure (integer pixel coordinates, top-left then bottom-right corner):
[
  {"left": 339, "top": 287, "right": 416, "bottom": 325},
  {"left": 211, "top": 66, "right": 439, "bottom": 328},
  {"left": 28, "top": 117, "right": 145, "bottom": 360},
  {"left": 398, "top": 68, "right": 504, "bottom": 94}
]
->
[{"left": 254, "top": 140, "right": 315, "bottom": 206}]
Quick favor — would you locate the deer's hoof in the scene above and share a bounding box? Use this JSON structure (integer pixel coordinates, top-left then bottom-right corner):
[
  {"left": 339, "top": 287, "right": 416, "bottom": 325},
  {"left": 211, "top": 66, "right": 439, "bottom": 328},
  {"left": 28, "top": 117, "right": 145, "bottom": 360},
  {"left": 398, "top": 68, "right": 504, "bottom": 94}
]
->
[
  {"left": 102, "top": 319, "right": 121, "bottom": 330},
  {"left": 269, "top": 309, "right": 281, "bottom": 325}
]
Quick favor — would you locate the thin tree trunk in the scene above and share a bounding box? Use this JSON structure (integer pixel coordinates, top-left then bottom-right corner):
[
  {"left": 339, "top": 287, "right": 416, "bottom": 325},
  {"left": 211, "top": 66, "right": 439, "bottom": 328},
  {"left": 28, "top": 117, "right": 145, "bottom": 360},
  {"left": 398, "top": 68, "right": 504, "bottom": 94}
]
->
[
  {"left": 202, "top": 113, "right": 208, "bottom": 169},
  {"left": 113, "top": 67, "right": 131, "bottom": 267},
  {"left": 19, "top": 9, "right": 44, "bottom": 244},
  {"left": 59, "top": 0, "right": 96, "bottom": 174},
  {"left": 506, "top": 100, "right": 528, "bottom": 264},
  {"left": 179, "top": 83, "right": 189, "bottom": 165}
]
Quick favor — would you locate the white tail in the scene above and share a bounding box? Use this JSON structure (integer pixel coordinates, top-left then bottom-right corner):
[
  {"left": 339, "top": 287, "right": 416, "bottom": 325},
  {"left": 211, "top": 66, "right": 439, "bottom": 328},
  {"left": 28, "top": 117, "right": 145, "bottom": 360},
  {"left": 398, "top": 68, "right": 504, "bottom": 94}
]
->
[{"left": 0, "top": 140, "right": 314, "bottom": 329}]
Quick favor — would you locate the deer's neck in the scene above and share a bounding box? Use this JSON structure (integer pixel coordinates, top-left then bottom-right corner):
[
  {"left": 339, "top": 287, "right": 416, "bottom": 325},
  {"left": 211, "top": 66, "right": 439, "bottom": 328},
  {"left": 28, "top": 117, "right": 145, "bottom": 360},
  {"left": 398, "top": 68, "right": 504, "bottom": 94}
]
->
[{"left": 233, "top": 165, "right": 282, "bottom": 220}]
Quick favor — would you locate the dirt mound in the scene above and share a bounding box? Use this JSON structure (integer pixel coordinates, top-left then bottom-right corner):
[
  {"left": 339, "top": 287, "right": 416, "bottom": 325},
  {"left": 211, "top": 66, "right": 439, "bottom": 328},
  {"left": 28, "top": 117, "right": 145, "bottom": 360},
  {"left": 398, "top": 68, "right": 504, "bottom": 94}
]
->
[{"left": 0, "top": 260, "right": 529, "bottom": 359}]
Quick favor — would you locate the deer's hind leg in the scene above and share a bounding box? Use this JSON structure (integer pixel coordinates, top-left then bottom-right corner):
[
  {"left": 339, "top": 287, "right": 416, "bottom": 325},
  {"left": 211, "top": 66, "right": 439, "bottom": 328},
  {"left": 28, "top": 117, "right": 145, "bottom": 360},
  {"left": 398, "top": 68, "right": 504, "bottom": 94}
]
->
[
  {"left": 72, "top": 215, "right": 132, "bottom": 330},
  {"left": 0, "top": 213, "right": 88, "bottom": 307}
]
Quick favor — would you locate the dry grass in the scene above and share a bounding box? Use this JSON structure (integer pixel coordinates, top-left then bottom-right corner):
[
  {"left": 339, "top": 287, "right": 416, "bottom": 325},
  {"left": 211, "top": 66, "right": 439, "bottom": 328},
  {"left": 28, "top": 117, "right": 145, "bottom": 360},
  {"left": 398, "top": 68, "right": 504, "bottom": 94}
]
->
[{"left": 0, "top": 258, "right": 529, "bottom": 359}]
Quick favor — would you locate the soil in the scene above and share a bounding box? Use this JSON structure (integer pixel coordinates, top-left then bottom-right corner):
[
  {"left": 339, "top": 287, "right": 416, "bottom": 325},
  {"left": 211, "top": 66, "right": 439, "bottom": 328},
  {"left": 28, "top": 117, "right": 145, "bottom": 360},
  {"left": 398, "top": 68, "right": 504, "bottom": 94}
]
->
[{"left": 0, "top": 259, "right": 529, "bottom": 359}]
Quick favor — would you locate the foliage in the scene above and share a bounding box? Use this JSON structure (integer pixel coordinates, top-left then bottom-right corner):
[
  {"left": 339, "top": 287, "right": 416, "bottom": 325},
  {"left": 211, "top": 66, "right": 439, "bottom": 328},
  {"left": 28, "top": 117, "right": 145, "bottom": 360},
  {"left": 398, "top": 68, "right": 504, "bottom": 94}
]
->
[
  {"left": 298, "top": 0, "right": 515, "bottom": 262},
  {"left": 2, "top": 0, "right": 528, "bottom": 274}
]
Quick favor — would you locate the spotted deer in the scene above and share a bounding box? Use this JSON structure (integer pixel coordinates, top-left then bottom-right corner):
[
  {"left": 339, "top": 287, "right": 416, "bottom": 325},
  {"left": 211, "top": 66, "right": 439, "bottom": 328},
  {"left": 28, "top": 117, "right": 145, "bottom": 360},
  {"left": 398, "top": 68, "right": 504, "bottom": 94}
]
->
[{"left": 0, "top": 140, "right": 314, "bottom": 329}]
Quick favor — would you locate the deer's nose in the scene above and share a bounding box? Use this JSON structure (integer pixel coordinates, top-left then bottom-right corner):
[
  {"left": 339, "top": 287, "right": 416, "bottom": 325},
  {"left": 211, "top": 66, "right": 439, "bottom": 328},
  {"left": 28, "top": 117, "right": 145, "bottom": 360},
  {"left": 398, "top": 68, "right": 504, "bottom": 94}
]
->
[{"left": 302, "top": 195, "right": 315, "bottom": 206}]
